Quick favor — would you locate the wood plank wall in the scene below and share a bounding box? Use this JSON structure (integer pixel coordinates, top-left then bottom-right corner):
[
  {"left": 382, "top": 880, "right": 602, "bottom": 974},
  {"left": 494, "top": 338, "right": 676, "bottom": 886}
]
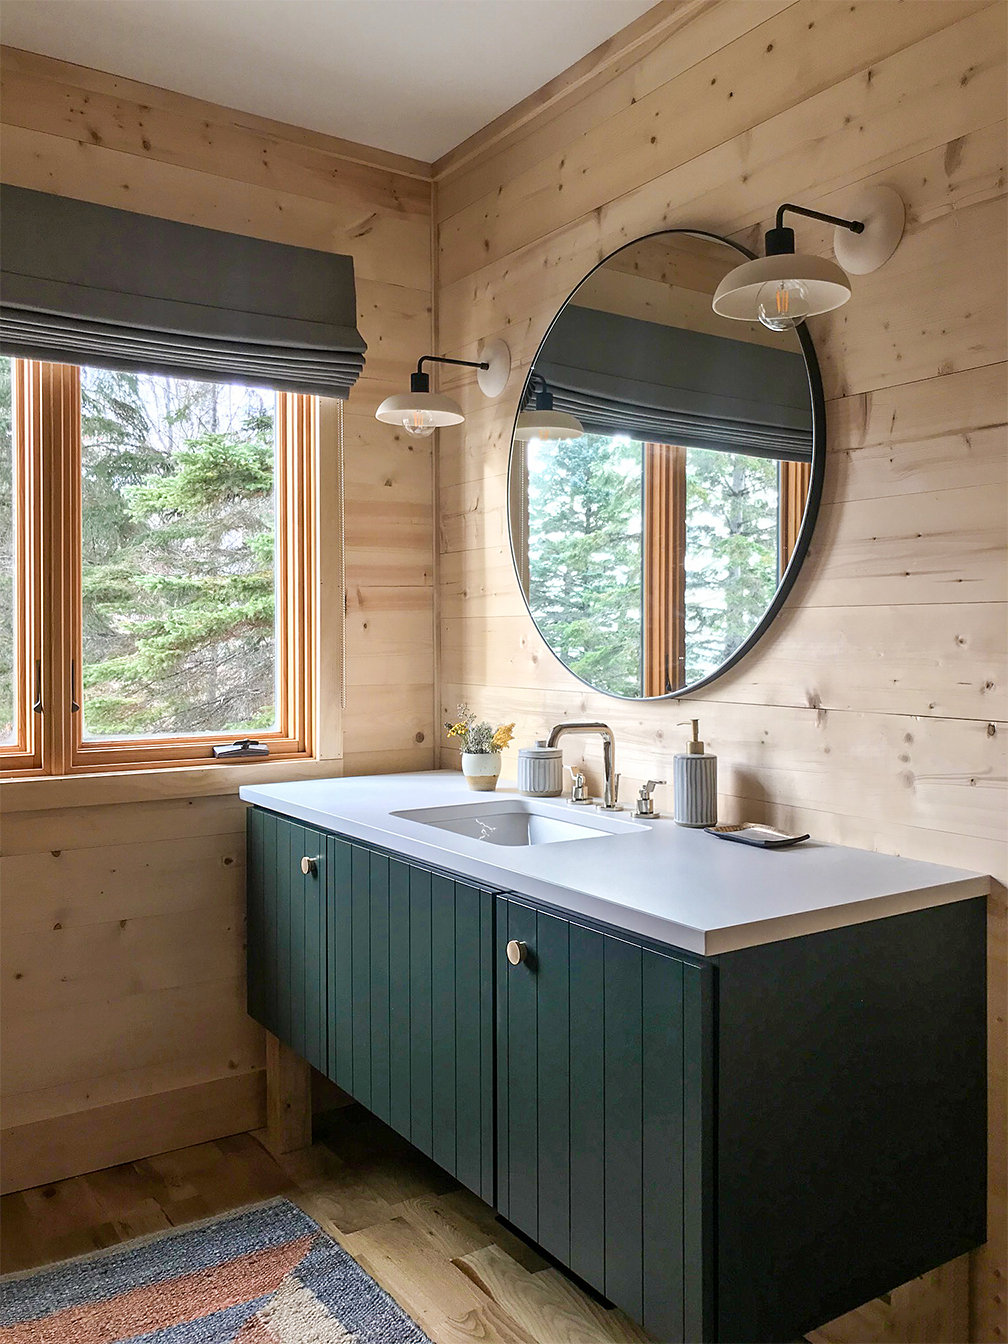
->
[
  {"left": 0, "top": 48, "right": 435, "bottom": 1190},
  {"left": 431, "top": 3, "right": 1007, "bottom": 1341}
]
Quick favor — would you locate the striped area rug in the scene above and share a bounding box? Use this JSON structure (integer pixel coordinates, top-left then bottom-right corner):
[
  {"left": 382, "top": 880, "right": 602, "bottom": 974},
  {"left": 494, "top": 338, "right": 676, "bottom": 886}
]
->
[{"left": 0, "top": 1198, "right": 432, "bottom": 1343}]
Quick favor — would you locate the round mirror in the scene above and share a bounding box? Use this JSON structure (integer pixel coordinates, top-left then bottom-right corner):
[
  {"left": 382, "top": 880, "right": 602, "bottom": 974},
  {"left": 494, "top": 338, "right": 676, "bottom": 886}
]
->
[{"left": 507, "top": 229, "right": 825, "bottom": 700}]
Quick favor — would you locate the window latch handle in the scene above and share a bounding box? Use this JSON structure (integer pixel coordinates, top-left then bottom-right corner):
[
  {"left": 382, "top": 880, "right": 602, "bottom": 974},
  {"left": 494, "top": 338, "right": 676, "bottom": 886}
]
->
[
  {"left": 70, "top": 659, "right": 80, "bottom": 714},
  {"left": 32, "top": 660, "right": 43, "bottom": 714}
]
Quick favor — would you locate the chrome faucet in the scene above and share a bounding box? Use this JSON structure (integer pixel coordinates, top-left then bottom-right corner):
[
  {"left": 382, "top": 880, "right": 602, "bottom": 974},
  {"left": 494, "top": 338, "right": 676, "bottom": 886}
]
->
[{"left": 547, "top": 721, "right": 621, "bottom": 810}]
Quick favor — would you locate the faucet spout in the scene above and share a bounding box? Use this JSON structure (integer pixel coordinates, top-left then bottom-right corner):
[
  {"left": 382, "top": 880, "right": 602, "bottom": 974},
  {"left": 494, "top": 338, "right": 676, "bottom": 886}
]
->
[{"left": 546, "top": 721, "right": 620, "bottom": 809}]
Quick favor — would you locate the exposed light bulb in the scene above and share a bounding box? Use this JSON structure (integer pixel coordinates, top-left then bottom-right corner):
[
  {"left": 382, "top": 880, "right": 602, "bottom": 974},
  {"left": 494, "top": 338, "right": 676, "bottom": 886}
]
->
[
  {"left": 756, "top": 277, "right": 810, "bottom": 330},
  {"left": 402, "top": 409, "right": 436, "bottom": 438}
]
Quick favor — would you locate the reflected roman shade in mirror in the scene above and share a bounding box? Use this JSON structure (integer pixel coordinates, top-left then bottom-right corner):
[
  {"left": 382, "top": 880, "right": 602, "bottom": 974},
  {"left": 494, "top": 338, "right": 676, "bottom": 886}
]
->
[
  {"left": 0, "top": 185, "right": 366, "bottom": 398},
  {"left": 528, "top": 306, "right": 811, "bottom": 461}
]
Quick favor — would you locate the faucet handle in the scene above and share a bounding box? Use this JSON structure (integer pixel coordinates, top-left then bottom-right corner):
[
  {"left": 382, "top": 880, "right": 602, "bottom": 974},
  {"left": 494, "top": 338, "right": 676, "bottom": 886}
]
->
[
  {"left": 635, "top": 778, "right": 665, "bottom": 818},
  {"left": 569, "top": 764, "right": 590, "bottom": 804}
]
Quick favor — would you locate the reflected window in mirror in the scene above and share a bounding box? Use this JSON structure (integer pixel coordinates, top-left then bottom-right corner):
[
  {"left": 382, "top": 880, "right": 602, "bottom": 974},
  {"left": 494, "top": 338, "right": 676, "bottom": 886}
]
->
[{"left": 514, "top": 432, "right": 810, "bottom": 697}]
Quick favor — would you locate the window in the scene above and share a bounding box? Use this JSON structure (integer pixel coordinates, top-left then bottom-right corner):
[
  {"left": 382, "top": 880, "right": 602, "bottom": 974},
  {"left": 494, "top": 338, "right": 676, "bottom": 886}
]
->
[{"left": 0, "top": 359, "right": 317, "bottom": 776}]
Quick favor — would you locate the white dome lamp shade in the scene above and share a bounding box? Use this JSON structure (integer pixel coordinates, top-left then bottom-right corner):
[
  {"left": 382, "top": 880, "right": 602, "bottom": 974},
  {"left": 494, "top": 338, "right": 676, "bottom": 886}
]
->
[
  {"left": 712, "top": 188, "right": 905, "bottom": 331},
  {"left": 375, "top": 338, "right": 511, "bottom": 439},
  {"left": 513, "top": 376, "right": 584, "bottom": 443}
]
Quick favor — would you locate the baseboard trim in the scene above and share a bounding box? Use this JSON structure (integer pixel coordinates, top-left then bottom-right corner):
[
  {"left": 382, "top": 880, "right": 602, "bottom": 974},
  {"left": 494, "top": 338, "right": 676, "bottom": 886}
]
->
[{"left": 0, "top": 1070, "right": 266, "bottom": 1194}]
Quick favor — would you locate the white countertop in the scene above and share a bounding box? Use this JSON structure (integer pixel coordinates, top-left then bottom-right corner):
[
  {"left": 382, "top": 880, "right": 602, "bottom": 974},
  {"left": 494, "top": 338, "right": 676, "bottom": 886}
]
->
[{"left": 239, "top": 772, "right": 989, "bottom": 955}]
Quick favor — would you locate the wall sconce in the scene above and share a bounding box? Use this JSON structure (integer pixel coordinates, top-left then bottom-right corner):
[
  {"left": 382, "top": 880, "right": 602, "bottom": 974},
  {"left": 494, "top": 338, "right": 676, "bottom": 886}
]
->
[
  {"left": 513, "top": 375, "right": 584, "bottom": 443},
  {"left": 376, "top": 338, "right": 511, "bottom": 438},
  {"left": 712, "top": 185, "right": 905, "bottom": 330}
]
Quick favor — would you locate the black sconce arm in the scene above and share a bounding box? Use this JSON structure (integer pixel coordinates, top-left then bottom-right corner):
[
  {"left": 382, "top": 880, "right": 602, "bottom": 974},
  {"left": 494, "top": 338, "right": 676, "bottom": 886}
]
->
[
  {"left": 766, "top": 202, "right": 865, "bottom": 256},
  {"left": 411, "top": 352, "right": 489, "bottom": 392}
]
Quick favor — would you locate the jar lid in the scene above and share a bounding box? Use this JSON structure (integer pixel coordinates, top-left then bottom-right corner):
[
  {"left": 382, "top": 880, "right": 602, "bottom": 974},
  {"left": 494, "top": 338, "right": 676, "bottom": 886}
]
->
[{"left": 518, "top": 740, "right": 562, "bottom": 758}]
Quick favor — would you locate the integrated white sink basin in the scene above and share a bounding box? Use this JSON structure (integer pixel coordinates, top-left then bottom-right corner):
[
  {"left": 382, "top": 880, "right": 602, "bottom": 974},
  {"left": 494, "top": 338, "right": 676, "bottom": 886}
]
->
[{"left": 391, "top": 798, "right": 646, "bottom": 847}]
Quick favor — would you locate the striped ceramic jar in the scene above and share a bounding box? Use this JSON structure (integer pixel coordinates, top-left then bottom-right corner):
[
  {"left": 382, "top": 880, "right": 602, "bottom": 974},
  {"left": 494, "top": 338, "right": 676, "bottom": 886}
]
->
[
  {"left": 516, "top": 742, "right": 565, "bottom": 797},
  {"left": 673, "top": 751, "right": 717, "bottom": 827}
]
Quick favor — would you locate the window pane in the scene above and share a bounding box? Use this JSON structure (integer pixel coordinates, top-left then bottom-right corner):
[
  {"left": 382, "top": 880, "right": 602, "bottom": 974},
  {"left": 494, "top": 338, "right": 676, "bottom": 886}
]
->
[
  {"left": 80, "top": 368, "right": 279, "bottom": 739},
  {"left": 527, "top": 433, "right": 643, "bottom": 698},
  {"left": 0, "top": 359, "right": 16, "bottom": 746},
  {"left": 683, "top": 447, "right": 779, "bottom": 686}
]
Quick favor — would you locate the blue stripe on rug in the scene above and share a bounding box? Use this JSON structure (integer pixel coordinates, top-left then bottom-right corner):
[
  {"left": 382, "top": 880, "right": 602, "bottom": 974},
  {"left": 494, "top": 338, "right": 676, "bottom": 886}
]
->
[{"left": 0, "top": 1200, "right": 315, "bottom": 1325}]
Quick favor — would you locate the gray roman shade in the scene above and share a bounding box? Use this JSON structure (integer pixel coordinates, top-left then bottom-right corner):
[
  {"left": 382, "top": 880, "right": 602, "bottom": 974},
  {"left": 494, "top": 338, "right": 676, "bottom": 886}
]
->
[
  {"left": 529, "top": 305, "right": 812, "bottom": 461},
  {"left": 0, "top": 185, "right": 366, "bottom": 398}
]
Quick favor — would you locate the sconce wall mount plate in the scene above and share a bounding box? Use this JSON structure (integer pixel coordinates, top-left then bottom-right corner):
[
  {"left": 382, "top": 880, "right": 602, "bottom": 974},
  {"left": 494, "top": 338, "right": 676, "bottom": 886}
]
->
[
  {"left": 476, "top": 338, "right": 512, "bottom": 398},
  {"left": 833, "top": 184, "right": 905, "bottom": 275}
]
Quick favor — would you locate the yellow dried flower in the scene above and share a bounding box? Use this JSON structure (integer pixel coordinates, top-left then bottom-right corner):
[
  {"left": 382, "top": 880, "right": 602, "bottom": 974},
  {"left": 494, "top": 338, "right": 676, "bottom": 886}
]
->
[{"left": 490, "top": 722, "right": 515, "bottom": 752}]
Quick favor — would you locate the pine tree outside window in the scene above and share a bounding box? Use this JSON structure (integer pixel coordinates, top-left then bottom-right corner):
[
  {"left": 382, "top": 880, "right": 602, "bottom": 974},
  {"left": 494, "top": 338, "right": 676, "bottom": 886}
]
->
[{"left": 0, "top": 358, "right": 320, "bottom": 776}]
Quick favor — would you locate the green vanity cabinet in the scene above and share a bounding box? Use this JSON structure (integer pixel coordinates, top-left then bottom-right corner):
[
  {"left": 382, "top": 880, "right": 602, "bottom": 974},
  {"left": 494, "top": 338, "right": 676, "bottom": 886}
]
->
[
  {"left": 496, "top": 895, "right": 715, "bottom": 1343},
  {"left": 246, "top": 806, "right": 327, "bottom": 1073},
  {"left": 324, "top": 836, "right": 495, "bottom": 1204}
]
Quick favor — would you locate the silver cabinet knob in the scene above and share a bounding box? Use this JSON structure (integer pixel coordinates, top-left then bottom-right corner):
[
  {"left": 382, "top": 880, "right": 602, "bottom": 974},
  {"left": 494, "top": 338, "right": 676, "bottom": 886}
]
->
[
  {"left": 300, "top": 856, "right": 317, "bottom": 877},
  {"left": 506, "top": 939, "right": 528, "bottom": 966}
]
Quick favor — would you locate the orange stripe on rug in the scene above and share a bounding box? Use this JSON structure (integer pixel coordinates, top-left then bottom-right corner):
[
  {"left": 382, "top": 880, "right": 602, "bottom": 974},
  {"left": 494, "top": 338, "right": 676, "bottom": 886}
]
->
[{"left": 0, "top": 1234, "right": 315, "bottom": 1344}]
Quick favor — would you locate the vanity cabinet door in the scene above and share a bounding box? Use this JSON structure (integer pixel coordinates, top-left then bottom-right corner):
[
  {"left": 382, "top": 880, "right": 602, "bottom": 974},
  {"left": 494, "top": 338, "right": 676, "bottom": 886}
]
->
[
  {"left": 496, "top": 895, "right": 714, "bottom": 1343},
  {"left": 326, "top": 840, "right": 495, "bottom": 1204},
  {"left": 246, "top": 808, "right": 327, "bottom": 1073}
]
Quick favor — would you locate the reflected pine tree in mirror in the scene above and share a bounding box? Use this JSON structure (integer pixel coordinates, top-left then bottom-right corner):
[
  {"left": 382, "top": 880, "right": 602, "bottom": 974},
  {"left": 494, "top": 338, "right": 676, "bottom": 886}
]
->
[
  {"left": 526, "top": 433, "right": 643, "bottom": 698},
  {"left": 508, "top": 230, "right": 824, "bottom": 700}
]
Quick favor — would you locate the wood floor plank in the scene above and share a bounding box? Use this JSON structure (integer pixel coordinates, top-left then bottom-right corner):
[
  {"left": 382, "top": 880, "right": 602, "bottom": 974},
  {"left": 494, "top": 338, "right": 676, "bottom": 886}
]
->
[
  {"left": 343, "top": 1215, "right": 540, "bottom": 1344},
  {"left": 436, "top": 1187, "right": 551, "bottom": 1274},
  {"left": 457, "top": 1242, "right": 645, "bottom": 1344},
  {"left": 391, "top": 1193, "right": 495, "bottom": 1261}
]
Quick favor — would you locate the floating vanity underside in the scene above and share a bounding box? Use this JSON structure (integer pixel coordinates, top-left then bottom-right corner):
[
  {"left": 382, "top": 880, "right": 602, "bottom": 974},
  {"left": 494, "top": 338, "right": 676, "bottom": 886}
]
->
[{"left": 241, "top": 774, "right": 988, "bottom": 1344}]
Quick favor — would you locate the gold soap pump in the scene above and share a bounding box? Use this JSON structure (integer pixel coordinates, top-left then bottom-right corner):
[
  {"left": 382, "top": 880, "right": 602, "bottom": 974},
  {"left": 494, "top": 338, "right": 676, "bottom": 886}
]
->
[{"left": 673, "top": 719, "right": 717, "bottom": 827}]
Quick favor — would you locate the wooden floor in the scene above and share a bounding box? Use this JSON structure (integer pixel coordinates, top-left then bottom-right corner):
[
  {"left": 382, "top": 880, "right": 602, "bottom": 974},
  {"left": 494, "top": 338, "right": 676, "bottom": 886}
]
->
[{"left": 0, "top": 1104, "right": 650, "bottom": 1344}]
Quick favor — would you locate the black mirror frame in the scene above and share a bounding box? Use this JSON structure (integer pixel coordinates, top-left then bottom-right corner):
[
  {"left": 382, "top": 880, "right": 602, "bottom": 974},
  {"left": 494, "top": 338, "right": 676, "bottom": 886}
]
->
[{"left": 505, "top": 227, "right": 827, "bottom": 702}]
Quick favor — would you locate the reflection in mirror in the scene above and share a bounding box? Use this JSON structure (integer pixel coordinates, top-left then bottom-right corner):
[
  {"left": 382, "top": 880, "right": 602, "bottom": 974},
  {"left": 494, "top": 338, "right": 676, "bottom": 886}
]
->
[{"left": 509, "top": 232, "right": 817, "bottom": 700}]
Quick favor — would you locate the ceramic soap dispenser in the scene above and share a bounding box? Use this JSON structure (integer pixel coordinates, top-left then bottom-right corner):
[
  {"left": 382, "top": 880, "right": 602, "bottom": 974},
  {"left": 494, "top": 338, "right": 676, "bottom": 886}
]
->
[{"left": 673, "top": 719, "right": 717, "bottom": 827}]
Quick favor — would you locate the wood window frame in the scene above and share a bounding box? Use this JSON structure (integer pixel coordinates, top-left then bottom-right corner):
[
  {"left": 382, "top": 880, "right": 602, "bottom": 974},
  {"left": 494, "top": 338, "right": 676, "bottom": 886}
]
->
[
  {"left": 780, "top": 459, "right": 811, "bottom": 576},
  {"left": 0, "top": 361, "right": 43, "bottom": 772},
  {"left": 642, "top": 441, "right": 686, "bottom": 697},
  {"left": 1, "top": 359, "right": 320, "bottom": 778}
]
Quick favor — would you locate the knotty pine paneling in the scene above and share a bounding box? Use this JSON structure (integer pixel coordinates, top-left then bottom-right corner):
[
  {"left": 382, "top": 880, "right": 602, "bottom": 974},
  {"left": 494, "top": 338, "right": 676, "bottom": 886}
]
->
[
  {"left": 0, "top": 48, "right": 435, "bottom": 1191},
  {"left": 433, "top": 4, "right": 1007, "bottom": 1341}
]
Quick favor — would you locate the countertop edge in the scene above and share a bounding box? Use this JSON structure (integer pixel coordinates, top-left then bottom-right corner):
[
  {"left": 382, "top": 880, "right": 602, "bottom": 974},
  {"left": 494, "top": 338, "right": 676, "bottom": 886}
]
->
[{"left": 703, "top": 876, "right": 991, "bottom": 956}]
